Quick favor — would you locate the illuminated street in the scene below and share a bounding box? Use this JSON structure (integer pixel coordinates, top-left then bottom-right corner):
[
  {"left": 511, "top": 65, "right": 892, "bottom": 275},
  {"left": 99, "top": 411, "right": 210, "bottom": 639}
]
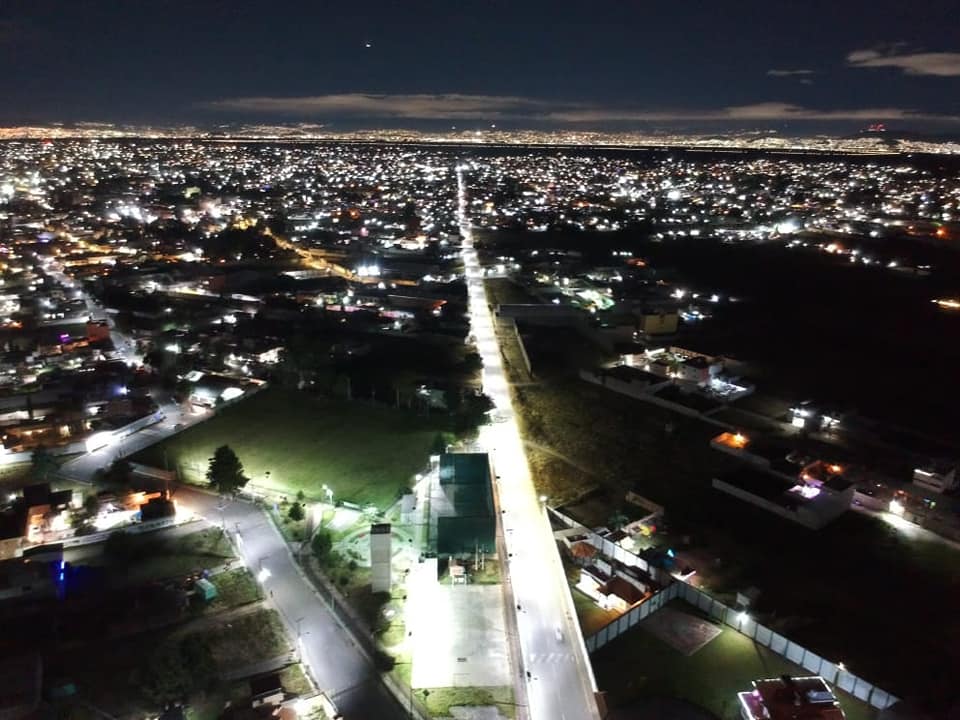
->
[
  {"left": 457, "top": 165, "right": 601, "bottom": 720},
  {"left": 172, "top": 486, "right": 408, "bottom": 720}
]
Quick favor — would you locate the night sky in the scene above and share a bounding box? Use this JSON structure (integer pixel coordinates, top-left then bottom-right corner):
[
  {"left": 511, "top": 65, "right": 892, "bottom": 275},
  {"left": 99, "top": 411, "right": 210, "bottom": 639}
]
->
[{"left": 2, "top": 0, "right": 959, "bottom": 132}]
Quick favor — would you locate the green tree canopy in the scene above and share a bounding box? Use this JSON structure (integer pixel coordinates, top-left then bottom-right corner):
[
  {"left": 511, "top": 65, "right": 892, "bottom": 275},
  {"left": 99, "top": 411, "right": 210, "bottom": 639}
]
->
[
  {"left": 103, "top": 457, "right": 133, "bottom": 486},
  {"left": 311, "top": 528, "right": 333, "bottom": 564},
  {"left": 206, "top": 444, "right": 249, "bottom": 495},
  {"left": 31, "top": 445, "right": 58, "bottom": 482}
]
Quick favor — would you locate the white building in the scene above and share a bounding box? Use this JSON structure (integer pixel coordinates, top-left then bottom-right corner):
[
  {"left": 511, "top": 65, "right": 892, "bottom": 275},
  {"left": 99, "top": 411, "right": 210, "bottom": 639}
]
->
[{"left": 912, "top": 463, "right": 958, "bottom": 494}]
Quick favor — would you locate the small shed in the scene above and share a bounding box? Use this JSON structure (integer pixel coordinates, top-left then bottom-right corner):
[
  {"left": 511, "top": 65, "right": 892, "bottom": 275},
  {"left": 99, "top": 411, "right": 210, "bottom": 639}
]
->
[{"left": 195, "top": 578, "right": 218, "bottom": 602}]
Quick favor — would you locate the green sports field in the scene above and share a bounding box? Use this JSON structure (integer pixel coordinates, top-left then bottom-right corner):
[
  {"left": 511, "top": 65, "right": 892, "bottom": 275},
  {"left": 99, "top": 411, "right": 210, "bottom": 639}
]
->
[{"left": 134, "top": 388, "right": 450, "bottom": 510}]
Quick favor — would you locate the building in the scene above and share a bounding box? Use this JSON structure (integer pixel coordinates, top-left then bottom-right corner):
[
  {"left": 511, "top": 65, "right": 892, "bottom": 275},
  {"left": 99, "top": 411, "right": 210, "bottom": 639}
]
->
[
  {"left": 435, "top": 453, "right": 496, "bottom": 557},
  {"left": 713, "top": 466, "right": 853, "bottom": 530},
  {"left": 370, "top": 523, "right": 392, "bottom": 592},
  {"left": 580, "top": 365, "right": 672, "bottom": 399},
  {"left": 737, "top": 676, "right": 845, "bottom": 720},
  {"left": 912, "top": 463, "right": 957, "bottom": 494},
  {"left": 636, "top": 309, "right": 678, "bottom": 336},
  {"left": 85, "top": 320, "right": 111, "bottom": 344}
]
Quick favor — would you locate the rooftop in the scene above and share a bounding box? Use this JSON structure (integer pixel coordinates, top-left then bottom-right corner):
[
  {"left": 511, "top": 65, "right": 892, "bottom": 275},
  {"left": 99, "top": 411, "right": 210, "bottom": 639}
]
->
[{"left": 739, "top": 676, "right": 845, "bottom": 720}]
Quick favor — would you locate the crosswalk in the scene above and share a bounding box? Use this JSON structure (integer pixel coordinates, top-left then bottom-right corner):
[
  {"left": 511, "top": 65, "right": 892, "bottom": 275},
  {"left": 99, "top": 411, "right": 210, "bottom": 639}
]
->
[{"left": 528, "top": 651, "right": 576, "bottom": 664}]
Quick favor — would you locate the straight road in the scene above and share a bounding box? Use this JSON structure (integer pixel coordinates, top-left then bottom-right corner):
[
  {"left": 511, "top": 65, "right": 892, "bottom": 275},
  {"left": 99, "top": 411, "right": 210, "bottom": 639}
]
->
[{"left": 456, "top": 165, "right": 601, "bottom": 720}]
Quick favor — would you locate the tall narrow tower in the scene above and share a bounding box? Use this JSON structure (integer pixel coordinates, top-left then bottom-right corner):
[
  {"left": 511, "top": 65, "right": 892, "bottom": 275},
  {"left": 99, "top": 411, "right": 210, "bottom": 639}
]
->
[{"left": 370, "top": 523, "right": 392, "bottom": 593}]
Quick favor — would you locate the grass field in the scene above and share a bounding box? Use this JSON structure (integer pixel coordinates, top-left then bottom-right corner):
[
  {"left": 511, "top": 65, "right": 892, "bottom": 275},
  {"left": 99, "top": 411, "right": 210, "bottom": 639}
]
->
[
  {"left": 593, "top": 604, "right": 875, "bottom": 720},
  {"left": 198, "top": 608, "right": 290, "bottom": 668},
  {"left": 134, "top": 388, "right": 450, "bottom": 510},
  {"left": 416, "top": 686, "right": 516, "bottom": 720},
  {"left": 209, "top": 568, "right": 261, "bottom": 609}
]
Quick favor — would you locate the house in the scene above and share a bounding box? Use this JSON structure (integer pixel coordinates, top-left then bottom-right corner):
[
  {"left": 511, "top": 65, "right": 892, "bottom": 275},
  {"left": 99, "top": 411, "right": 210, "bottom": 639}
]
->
[
  {"left": 912, "top": 462, "right": 957, "bottom": 494},
  {"left": 0, "top": 509, "right": 26, "bottom": 561},
  {"left": 636, "top": 309, "right": 678, "bottom": 336},
  {"left": 1, "top": 483, "right": 78, "bottom": 546},
  {"left": 713, "top": 467, "right": 853, "bottom": 530},
  {"left": 580, "top": 365, "right": 672, "bottom": 399},
  {"left": 737, "top": 676, "right": 845, "bottom": 720},
  {"left": 597, "top": 575, "right": 648, "bottom": 613}
]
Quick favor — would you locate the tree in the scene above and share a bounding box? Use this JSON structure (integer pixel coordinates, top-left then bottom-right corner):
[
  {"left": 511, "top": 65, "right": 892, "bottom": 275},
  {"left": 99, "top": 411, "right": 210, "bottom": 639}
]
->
[
  {"left": 311, "top": 528, "right": 333, "bottom": 564},
  {"left": 288, "top": 502, "right": 304, "bottom": 522},
  {"left": 103, "top": 457, "right": 133, "bottom": 486},
  {"left": 206, "top": 445, "right": 249, "bottom": 495},
  {"left": 31, "top": 446, "right": 58, "bottom": 482}
]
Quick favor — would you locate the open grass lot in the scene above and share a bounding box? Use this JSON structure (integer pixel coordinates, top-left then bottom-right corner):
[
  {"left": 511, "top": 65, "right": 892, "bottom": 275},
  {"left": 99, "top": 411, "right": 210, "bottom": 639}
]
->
[
  {"left": 593, "top": 603, "right": 876, "bottom": 720},
  {"left": 134, "top": 388, "right": 449, "bottom": 510},
  {"left": 209, "top": 568, "right": 261, "bottom": 609},
  {"left": 198, "top": 607, "right": 290, "bottom": 668},
  {"left": 512, "top": 377, "right": 735, "bottom": 510},
  {"left": 503, "top": 360, "right": 960, "bottom": 700},
  {"left": 416, "top": 686, "right": 516, "bottom": 720},
  {"left": 526, "top": 445, "right": 597, "bottom": 506},
  {"left": 99, "top": 528, "right": 236, "bottom": 585},
  {"left": 484, "top": 277, "right": 541, "bottom": 306}
]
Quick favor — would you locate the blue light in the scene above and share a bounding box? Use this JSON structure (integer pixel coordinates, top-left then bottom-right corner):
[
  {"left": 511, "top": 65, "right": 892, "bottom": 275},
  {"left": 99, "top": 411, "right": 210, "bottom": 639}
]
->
[
  {"left": 58, "top": 572, "right": 64, "bottom": 582},
  {"left": 60, "top": 560, "right": 66, "bottom": 571},
  {"left": 667, "top": 548, "right": 676, "bottom": 558}
]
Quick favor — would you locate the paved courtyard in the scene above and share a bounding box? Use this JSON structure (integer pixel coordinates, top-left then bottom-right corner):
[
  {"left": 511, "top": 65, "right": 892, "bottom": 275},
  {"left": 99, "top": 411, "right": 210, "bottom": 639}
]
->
[{"left": 408, "top": 559, "right": 511, "bottom": 688}]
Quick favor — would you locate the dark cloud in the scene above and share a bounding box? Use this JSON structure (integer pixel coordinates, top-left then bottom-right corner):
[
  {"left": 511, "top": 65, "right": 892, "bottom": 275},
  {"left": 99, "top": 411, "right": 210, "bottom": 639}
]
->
[
  {"left": 848, "top": 46, "right": 960, "bottom": 76},
  {"left": 201, "top": 94, "right": 959, "bottom": 124}
]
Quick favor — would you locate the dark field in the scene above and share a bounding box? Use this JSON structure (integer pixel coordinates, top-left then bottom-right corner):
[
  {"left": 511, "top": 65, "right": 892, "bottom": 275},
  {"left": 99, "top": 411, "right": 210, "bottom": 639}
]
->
[{"left": 479, "top": 227, "right": 960, "bottom": 445}]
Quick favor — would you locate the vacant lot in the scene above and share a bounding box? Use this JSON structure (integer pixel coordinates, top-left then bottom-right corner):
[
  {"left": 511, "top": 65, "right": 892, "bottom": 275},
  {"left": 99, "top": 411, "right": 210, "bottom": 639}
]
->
[
  {"left": 593, "top": 603, "right": 875, "bottom": 720},
  {"left": 198, "top": 607, "right": 290, "bottom": 668},
  {"left": 95, "top": 527, "right": 236, "bottom": 586},
  {"left": 134, "top": 388, "right": 450, "bottom": 509}
]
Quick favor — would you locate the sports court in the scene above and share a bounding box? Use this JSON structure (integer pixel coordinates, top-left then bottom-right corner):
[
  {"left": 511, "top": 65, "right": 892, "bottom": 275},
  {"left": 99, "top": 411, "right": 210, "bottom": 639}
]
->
[{"left": 639, "top": 604, "right": 721, "bottom": 656}]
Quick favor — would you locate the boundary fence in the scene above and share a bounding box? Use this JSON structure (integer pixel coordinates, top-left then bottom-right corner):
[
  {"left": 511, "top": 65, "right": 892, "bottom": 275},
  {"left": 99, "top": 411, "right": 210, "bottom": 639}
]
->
[{"left": 551, "top": 508, "right": 900, "bottom": 711}]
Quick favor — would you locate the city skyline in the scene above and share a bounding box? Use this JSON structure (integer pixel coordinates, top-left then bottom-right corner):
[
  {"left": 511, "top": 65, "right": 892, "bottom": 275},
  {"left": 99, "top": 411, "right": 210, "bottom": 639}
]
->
[{"left": 2, "top": 0, "right": 960, "bottom": 133}]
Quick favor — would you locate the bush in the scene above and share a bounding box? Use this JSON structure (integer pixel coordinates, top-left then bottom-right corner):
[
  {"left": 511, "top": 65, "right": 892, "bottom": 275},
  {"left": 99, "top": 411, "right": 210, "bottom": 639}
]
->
[{"left": 288, "top": 502, "right": 304, "bottom": 522}]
